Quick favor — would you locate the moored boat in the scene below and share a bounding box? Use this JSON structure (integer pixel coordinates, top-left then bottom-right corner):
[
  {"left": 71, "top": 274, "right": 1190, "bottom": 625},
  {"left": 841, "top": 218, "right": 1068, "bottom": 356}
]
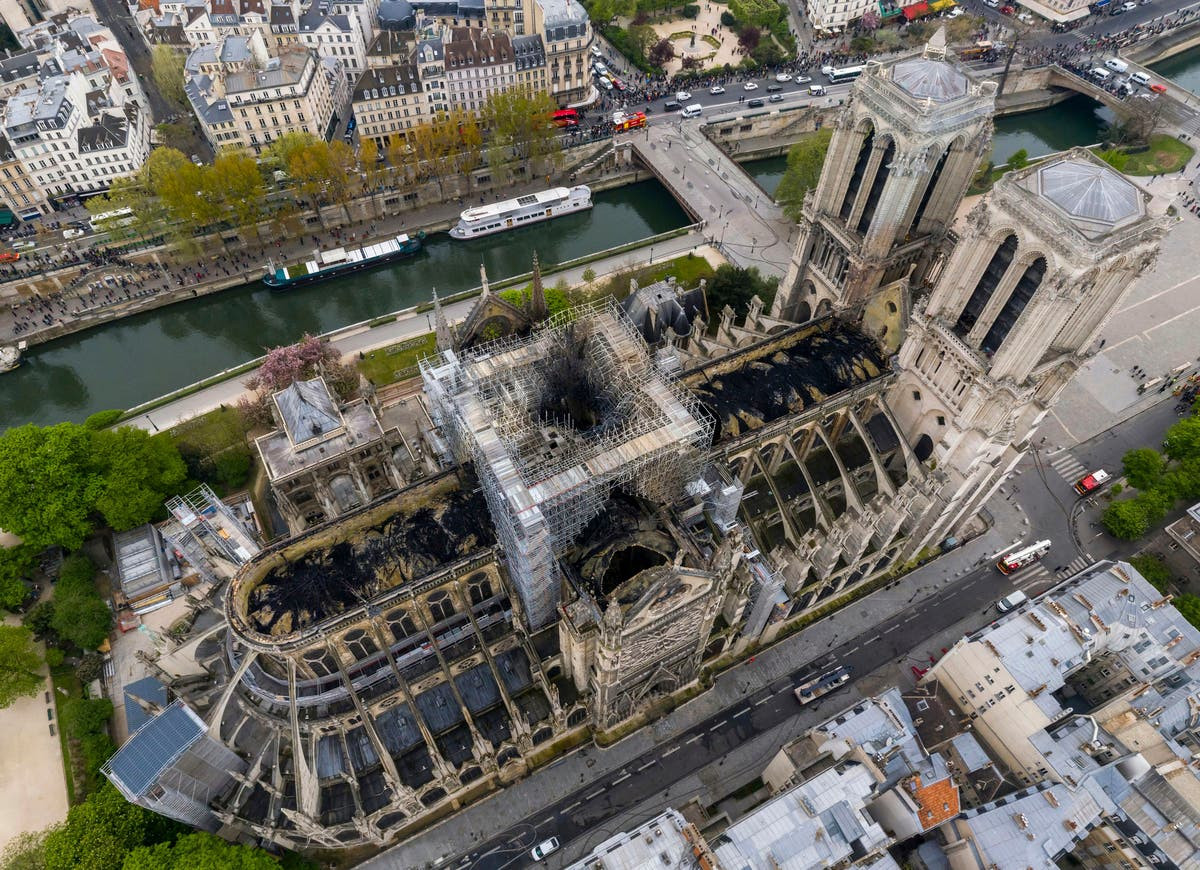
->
[
  {"left": 449, "top": 186, "right": 592, "bottom": 240},
  {"left": 264, "top": 231, "right": 424, "bottom": 290}
]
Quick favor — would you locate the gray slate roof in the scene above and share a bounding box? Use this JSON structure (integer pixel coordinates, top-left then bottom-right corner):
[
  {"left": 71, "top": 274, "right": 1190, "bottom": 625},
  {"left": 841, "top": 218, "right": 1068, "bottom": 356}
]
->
[
  {"left": 1037, "top": 158, "right": 1142, "bottom": 226},
  {"left": 274, "top": 377, "right": 344, "bottom": 446},
  {"left": 891, "top": 57, "right": 968, "bottom": 103}
]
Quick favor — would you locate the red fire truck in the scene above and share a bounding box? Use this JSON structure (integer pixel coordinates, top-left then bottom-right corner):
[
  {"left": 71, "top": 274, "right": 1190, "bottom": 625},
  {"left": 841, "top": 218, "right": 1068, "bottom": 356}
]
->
[
  {"left": 612, "top": 111, "right": 648, "bottom": 132},
  {"left": 996, "top": 540, "right": 1051, "bottom": 575},
  {"left": 1073, "top": 469, "right": 1110, "bottom": 495}
]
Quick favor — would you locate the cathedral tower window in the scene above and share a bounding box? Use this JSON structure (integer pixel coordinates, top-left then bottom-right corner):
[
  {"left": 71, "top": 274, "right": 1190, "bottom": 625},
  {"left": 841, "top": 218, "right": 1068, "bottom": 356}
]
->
[
  {"left": 955, "top": 234, "right": 1017, "bottom": 337},
  {"left": 982, "top": 256, "right": 1046, "bottom": 354},
  {"left": 839, "top": 125, "right": 875, "bottom": 222},
  {"left": 855, "top": 139, "right": 896, "bottom": 236}
]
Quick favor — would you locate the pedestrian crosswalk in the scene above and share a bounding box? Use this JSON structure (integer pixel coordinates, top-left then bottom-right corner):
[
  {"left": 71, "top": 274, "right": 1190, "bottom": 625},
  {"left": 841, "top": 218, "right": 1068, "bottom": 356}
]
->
[
  {"left": 1047, "top": 451, "right": 1087, "bottom": 486},
  {"left": 1055, "top": 555, "right": 1095, "bottom": 580}
]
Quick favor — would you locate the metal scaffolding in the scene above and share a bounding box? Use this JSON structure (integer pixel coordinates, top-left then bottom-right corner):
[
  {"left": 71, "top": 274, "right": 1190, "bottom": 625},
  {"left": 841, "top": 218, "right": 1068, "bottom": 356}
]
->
[
  {"left": 161, "top": 484, "right": 260, "bottom": 582},
  {"left": 422, "top": 299, "right": 714, "bottom": 628}
]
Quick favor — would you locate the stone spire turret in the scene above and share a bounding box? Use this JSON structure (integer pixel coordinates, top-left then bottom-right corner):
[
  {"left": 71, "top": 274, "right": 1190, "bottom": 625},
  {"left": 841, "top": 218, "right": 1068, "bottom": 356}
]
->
[
  {"left": 528, "top": 251, "right": 548, "bottom": 322},
  {"left": 479, "top": 262, "right": 490, "bottom": 298},
  {"left": 433, "top": 286, "right": 455, "bottom": 352}
]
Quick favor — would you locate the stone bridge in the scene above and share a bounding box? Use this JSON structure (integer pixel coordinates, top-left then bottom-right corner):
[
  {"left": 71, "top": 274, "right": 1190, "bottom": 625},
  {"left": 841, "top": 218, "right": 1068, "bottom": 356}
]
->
[{"left": 623, "top": 116, "right": 796, "bottom": 279}]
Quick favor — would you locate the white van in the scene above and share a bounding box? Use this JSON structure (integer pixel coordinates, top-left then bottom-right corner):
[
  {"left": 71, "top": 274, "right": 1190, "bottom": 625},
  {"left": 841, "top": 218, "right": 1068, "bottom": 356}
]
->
[
  {"left": 1130, "top": 70, "right": 1152, "bottom": 87},
  {"left": 1104, "top": 57, "right": 1129, "bottom": 73},
  {"left": 681, "top": 103, "right": 703, "bottom": 118},
  {"left": 1091, "top": 67, "right": 1112, "bottom": 82},
  {"left": 996, "top": 590, "right": 1028, "bottom": 614}
]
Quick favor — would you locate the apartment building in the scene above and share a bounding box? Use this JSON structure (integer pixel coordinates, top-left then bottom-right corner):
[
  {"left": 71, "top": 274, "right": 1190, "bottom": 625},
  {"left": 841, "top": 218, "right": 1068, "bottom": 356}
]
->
[
  {"left": 351, "top": 60, "right": 427, "bottom": 148},
  {"left": 803, "top": 0, "right": 876, "bottom": 35},
  {"left": 442, "top": 27, "right": 512, "bottom": 112},
  {"left": 922, "top": 560, "right": 1200, "bottom": 868},
  {"left": 0, "top": 133, "right": 50, "bottom": 217},
  {"left": 185, "top": 31, "right": 344, "bottom": 153}
]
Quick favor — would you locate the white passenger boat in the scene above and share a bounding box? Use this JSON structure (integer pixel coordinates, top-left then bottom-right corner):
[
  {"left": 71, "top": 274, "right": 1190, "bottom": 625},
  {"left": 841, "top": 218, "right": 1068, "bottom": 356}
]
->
[{"left": 449, "top": 185, "right": 592, "bottom": 240}]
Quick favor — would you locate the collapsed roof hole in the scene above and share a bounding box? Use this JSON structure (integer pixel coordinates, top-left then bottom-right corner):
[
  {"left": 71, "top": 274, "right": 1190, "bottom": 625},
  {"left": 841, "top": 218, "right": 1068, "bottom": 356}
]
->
[
  {"left": 601, "top": 545, "right": 669, "bottom": 598},
  {"left": 536, "top": 328, "right": 612, "bottom": 433}
]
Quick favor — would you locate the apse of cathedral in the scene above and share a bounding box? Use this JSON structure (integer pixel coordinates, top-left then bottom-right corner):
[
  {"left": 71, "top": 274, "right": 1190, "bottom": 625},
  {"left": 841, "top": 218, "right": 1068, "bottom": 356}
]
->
[{"left": 107, "top": 30, "right": 1169, "bottom": 850}]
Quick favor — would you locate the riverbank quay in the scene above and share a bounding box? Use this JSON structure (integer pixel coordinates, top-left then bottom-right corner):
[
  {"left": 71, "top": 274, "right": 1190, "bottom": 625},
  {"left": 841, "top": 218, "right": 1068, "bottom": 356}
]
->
[
  {"left": 0, "top": 152, "right": 636, "bottom": 348},
  {"left": 120, "top": 232, "right": 714, "bottom": 434}
]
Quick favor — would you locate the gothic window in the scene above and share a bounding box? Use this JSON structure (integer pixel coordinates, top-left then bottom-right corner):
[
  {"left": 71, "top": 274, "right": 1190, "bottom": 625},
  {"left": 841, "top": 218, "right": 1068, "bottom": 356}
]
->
[
  {"left": 468, "top": 577, "right": 494, "bottom": 605},
  {"left": 955, "top": 234, "right": 1018, "bottom": 337},
  {"left": 982, "top": 257, "right": 1047, "bottom": 355},
  {"left": 855, "top": 138, "right": 896, "bottom": 236},
  {"left": 387, "top": 609, "right": 417, "bottom": 641},
  {"left": 303, "top": 647, "right": 340, "bottom": 678},
  {"left": 839, "top": 125, "right": 875, "bottom": 222},
  {"left": 912, "top": 390, "right": 922, "bottom": 401},
  {"left": 344, "top": 629, "right": 378, "bottom": 661},
  {"left": 906, "top": 144, "right": 951, "bottom": 238},
  {"left": 427, "top": 590, "right": 457, "bottom": 623}
]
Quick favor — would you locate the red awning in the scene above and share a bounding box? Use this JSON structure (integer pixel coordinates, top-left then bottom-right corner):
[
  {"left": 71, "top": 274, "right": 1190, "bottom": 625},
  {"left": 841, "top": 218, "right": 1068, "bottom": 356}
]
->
[{"left": 902, "top": 1, "right": 931, "bottom": 17}]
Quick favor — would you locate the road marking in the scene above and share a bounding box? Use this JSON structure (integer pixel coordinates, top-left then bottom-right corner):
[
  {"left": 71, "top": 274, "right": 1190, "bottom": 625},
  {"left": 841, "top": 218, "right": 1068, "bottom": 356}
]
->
[
  {"left": 709, "top": 721, "right": 725, "bottom": 732},
  {"left": 637, "top": 760, "right": 656, "bottom": 771},
  {"left": 536, "top": 816, "right": 552, "bottom": 826},
  {"left": 775, "top": 686, "right": 792, "bottom": 695},
  {"left": 904, "top": 614, "right": 920, "bottom": 623},
  {"left": 847, "top": 644, "right": 860, "bottom": 653},
  {"left": 612, "top": 773, "right": 631, "bottom": 785},
  {"left": 662, "top": 745, "right": 680, "bottom": 757},
  {"left": 882, "top": 625, "right": 898, "bottom": 634},
  {"left": 564, "top": 801, "right": 581, "bottom": 812},
  {"left": 733, "top": 707, "right": 750, "bottom": 718},
  {"left": 684, "top": 734, "right": 702, "bottom": 745},
  {"left": 754, "top": 695, "right": 771, "bottom": 706},
  {"left": 868, "top": 634, "right": 881, "bottom": 643},
  {"left": 584, "top": 789, "right": 604, "bottom": 801}
]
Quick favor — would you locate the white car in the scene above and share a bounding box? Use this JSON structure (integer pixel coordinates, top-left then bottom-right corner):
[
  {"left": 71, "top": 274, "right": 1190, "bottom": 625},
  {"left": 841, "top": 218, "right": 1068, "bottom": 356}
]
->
[
  {"left": 947, "top": 6, "right": 963, "bottom": 15},
  {"left": 983, "top": 0, "right": 998, "bottom": 6},
  {"left": 775, "top": 72, "right": 792, "bottom": 82},
  {"left": 531, "top": 837, "right": 560, "bottom": 861},
  {"left": 795, "top": 74, "right": 812, "bottom": 83},
  {"left": 742, "top": 81, "right": 758, "bottom": 90},
  {"left": 1122, "top": 1, "right": 1136, "bottom": 8},
  {"left": 709, "top": 84, "right": 725, "bottom": 94},
  {"left": 63, "top": 228, "right": 85, "bottom": 239},
  {"left": 676, "top": 90, "right": 692, "bottom": 101}
]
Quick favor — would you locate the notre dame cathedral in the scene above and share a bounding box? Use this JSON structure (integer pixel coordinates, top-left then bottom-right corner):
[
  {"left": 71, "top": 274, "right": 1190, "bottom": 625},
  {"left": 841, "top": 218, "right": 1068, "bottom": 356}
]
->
[{"left": 103, "top": 30, "right": 1170, "bottom": 851}]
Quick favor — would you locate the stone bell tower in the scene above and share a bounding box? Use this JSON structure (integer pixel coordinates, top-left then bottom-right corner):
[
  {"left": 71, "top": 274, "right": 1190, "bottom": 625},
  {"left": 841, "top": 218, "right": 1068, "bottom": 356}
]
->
[
  {"left": 773, "top": 29, "right": 996, "bottom": 345},
  {"left": 889, "top": 149, "right": 1170, "bottom": 547}
]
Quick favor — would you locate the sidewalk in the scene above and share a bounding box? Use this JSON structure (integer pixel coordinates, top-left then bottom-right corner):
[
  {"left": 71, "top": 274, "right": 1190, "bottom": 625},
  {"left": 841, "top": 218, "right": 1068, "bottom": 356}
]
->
[
  {"left": 360, "top": 493, "right": 1029, "bottom": 869},
  {"left": 125, "top": 232, "right": 710, "bottom": 433}
]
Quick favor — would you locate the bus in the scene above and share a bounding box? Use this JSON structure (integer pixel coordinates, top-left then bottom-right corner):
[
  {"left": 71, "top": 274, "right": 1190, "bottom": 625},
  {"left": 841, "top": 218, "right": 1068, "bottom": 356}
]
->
[
  {"left": 794, "top": 666, "right": 851, "bottom": 704},
  {"left": 89, "top": 207, "right": 135, "bottom": 232},
  {"left": 958, "top": 41, "right": 994, "bottom": 60},
  {"left": 996, "top": 540, "right": 1051, "bottom": 575},
  {"left": 551, "top": 108, "right": 579, "bottom": 128},
  {"left": 822, "top": 64, "right": 863, "bottom": 84}
]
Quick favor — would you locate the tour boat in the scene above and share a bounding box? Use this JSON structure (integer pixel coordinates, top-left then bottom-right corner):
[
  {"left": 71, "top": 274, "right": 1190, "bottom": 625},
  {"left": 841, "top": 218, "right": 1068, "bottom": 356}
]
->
[
  {"left": 449, "top": 185, "right": 592, "bottom": 240},
  {"left": 263, "top": 231, "right": 424, "bottom": 290}
]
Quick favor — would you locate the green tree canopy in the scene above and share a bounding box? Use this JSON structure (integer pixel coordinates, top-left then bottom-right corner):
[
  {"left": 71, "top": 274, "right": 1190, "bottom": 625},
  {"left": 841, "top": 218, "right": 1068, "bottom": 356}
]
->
[
  {"left": 0, "top": 544, "right": 36, "bottom": 611},
  {"left": 0, "top": 624, "right": 43, "bottom": 710},
  {"left": 0, "top": 828, "right": 50, "bottom": 870},
  {"left": 705, "top": 264, "right": 778, "bottom": 321},
  {"left": 51, "top": 555, "right": 112, "bottom": 651},
  {"left": 122, "top": 832, "right": 283, "bottom": 870},
  {"left": 0, "top": 423, "right": 101, "bottom": 551},
  {"left": 1129, "top": 553, "right": 1172, "bottom": 592},
  {"left": 61, "top": 697, "right": 114, "bottom": 740},
  {"left": 91, "top": 428, "right": 187, "bottom": 532},
  {"left": 1174, "top": 593, "right": 1200, "bottom": 632},
  {"left": 1101, "top": 499, "right": 1150, "bottom": 540},
  {"left": 1165, "top": 416, "right": 1200, "bottom": 462},
  {"left": 1122, "top": 447, "right": 1165, "bottom": 491},
  {"left": 776, "top": 128, "right": 833, "bottom": 222},
  {"left": 43, "top": 784, "right": 183, "bottom": 870},
  {"left": 729, "top": 0, "right": 783, "bottom": 26},
  {"left": 149, "top": 45, "right": 186, "bottom": 108}
]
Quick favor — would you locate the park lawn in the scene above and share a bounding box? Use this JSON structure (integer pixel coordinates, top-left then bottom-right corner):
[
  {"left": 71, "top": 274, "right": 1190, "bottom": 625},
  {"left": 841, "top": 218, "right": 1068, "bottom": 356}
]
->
[
  {"left": 591, "top": 253, "right": 716, "bottom": 301},
  {"left": 357, "top": 332, "right": 437, "bottom": 386},
  {"left": 50, "top": 666, "right": 83, "bottom": 805},
  {"left": 1114, "top": 134, "right": 1195, "bottom": 176},
  {"left": 166, "top": 405, "right": 248, "bottom": 456}
]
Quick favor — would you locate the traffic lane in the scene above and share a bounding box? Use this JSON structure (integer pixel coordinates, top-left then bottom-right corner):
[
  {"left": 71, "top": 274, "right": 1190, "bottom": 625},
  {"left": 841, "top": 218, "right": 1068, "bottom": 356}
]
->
[{"left": 467, "top": 563, "right": 1003, "bottom": 870}]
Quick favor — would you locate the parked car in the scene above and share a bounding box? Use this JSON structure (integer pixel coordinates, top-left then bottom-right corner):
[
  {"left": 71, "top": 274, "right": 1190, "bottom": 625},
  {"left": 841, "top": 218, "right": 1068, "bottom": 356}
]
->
[
  {"left": 531, "top": 838, "right": 560, "bottom": 861},
  {"left": 1150, "top": 82, "right": 1168, "bottom": 93},
  {"left": 996, "top": 590, "right": 1028, "bottom": 613},
  {"left": 664, "top": 99, "right": 680, "bottom": 110},
  {"left": 983, "top": 0, "right": 998, "bottom": 7},
  {"left": 742, "top": 81, "right": 758, "bottom": 90},
  {"left": 795, "top": 74, "right": 812, "bottom": 83},
  {"left": 676, "top": 90, "right": 692, "bottom": 101},
  {"left": 766, "top": 83, "right": 782, "bottom": 92},
  {"left": 775, "top": 72, "right": 792, "bottom": 82},
  {"left": 747, "top": 97, "right": 765, "bottom": 107},
  {"left": 768, "top": 93, "right": 783, "bottom": 102},
  {"left": 63, "top": 228, "right": 85, "bottom": 239}
]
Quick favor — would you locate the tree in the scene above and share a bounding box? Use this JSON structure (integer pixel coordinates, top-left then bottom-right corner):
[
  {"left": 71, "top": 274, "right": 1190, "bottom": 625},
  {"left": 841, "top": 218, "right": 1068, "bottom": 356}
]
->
[
  {"left": 76, "top": 652, "right": 105, "bottom": 684},
  {"left": 737, "top": 24, "right": 761, "bottom": 50},
  {"left": 0, "top": 544, "right": 35, "bottom": 611},
  {"left": 1164, "top": 416, "right": 1200, "bottom": 462},
  {"left": 626, "top": 23, "right": 658, "bottom": 62},
  {"left": 1134, "top": 488, "right": 1172, "bottom": 526},
  {"left": 751, "top": 41, "right": 784, "bottom": 66},
  {"left": 154, "top": 121, "right": 192, "bottom": 151},
  {"left": 860, "top": 8, "right": 880, "bottom": 29},
  {"left": 776, "top": 128, "right": 832, "bottom": 222},
  {"left": 1175, "top": 593, "right": 1200, "bottom": 631},
  {"left": 149, "top": 45, "right": 186, "bottom": 108},
  {"left": 720, "top": 9, "right": 737, "bottom": 26},
  {"left": 1101, "top": 499, "right": 1149, "bottom": 540},
  {"left": 91, "top": 427, "right": 188, "bottom": 532},
  {"left": 649, "top": 37, "right": 675, "bottom": 66},
  {"left": 479, "top": 91, "right": 561, "bottom": 175},
  {"left": 358, "top": 138, "right": 383, "bottom": 214},
  {"left": 210, "top": 149, "right": 267, "bottom": 238},
  {"left": 1129, "top": 553, "right": 1172, "bottom": 592},
  {"left": 22, "top": 601, "right": 56, "bottom": 640},
  {"left": 51, "top": 555, "right": 112, "bottom": 651},
  {"left": 83, "top": 409, "right": 123, "bottom": 431},
  {"left": 0, "top": 423, "right": 101, "bottom": 551},
  {"left": 1122, "top": 447, "right": 1165, "bottom": 491},
  {"left": 122, "top": 832, "right": 283, "bottom": 870},
  {"left": 61, "top": 697, "right": 114, "bottom": 740},
  {"left": 730, "top": 0, "right": 783, "bottom": 26},
  {"left": 0, "top": 625, "right": 42, "bottom": 710},
  {"left": 705, "top": 264, "right": 778, "bottom": 320},
  {"left": 42, "top": 783, "right": 182, "bottom": 870},
  {"left": 1, "top": 828, "right": 51, "bottom": 870},
  {"left": 1005, "top": 148, "right": 1029, "bottom": 170}
]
